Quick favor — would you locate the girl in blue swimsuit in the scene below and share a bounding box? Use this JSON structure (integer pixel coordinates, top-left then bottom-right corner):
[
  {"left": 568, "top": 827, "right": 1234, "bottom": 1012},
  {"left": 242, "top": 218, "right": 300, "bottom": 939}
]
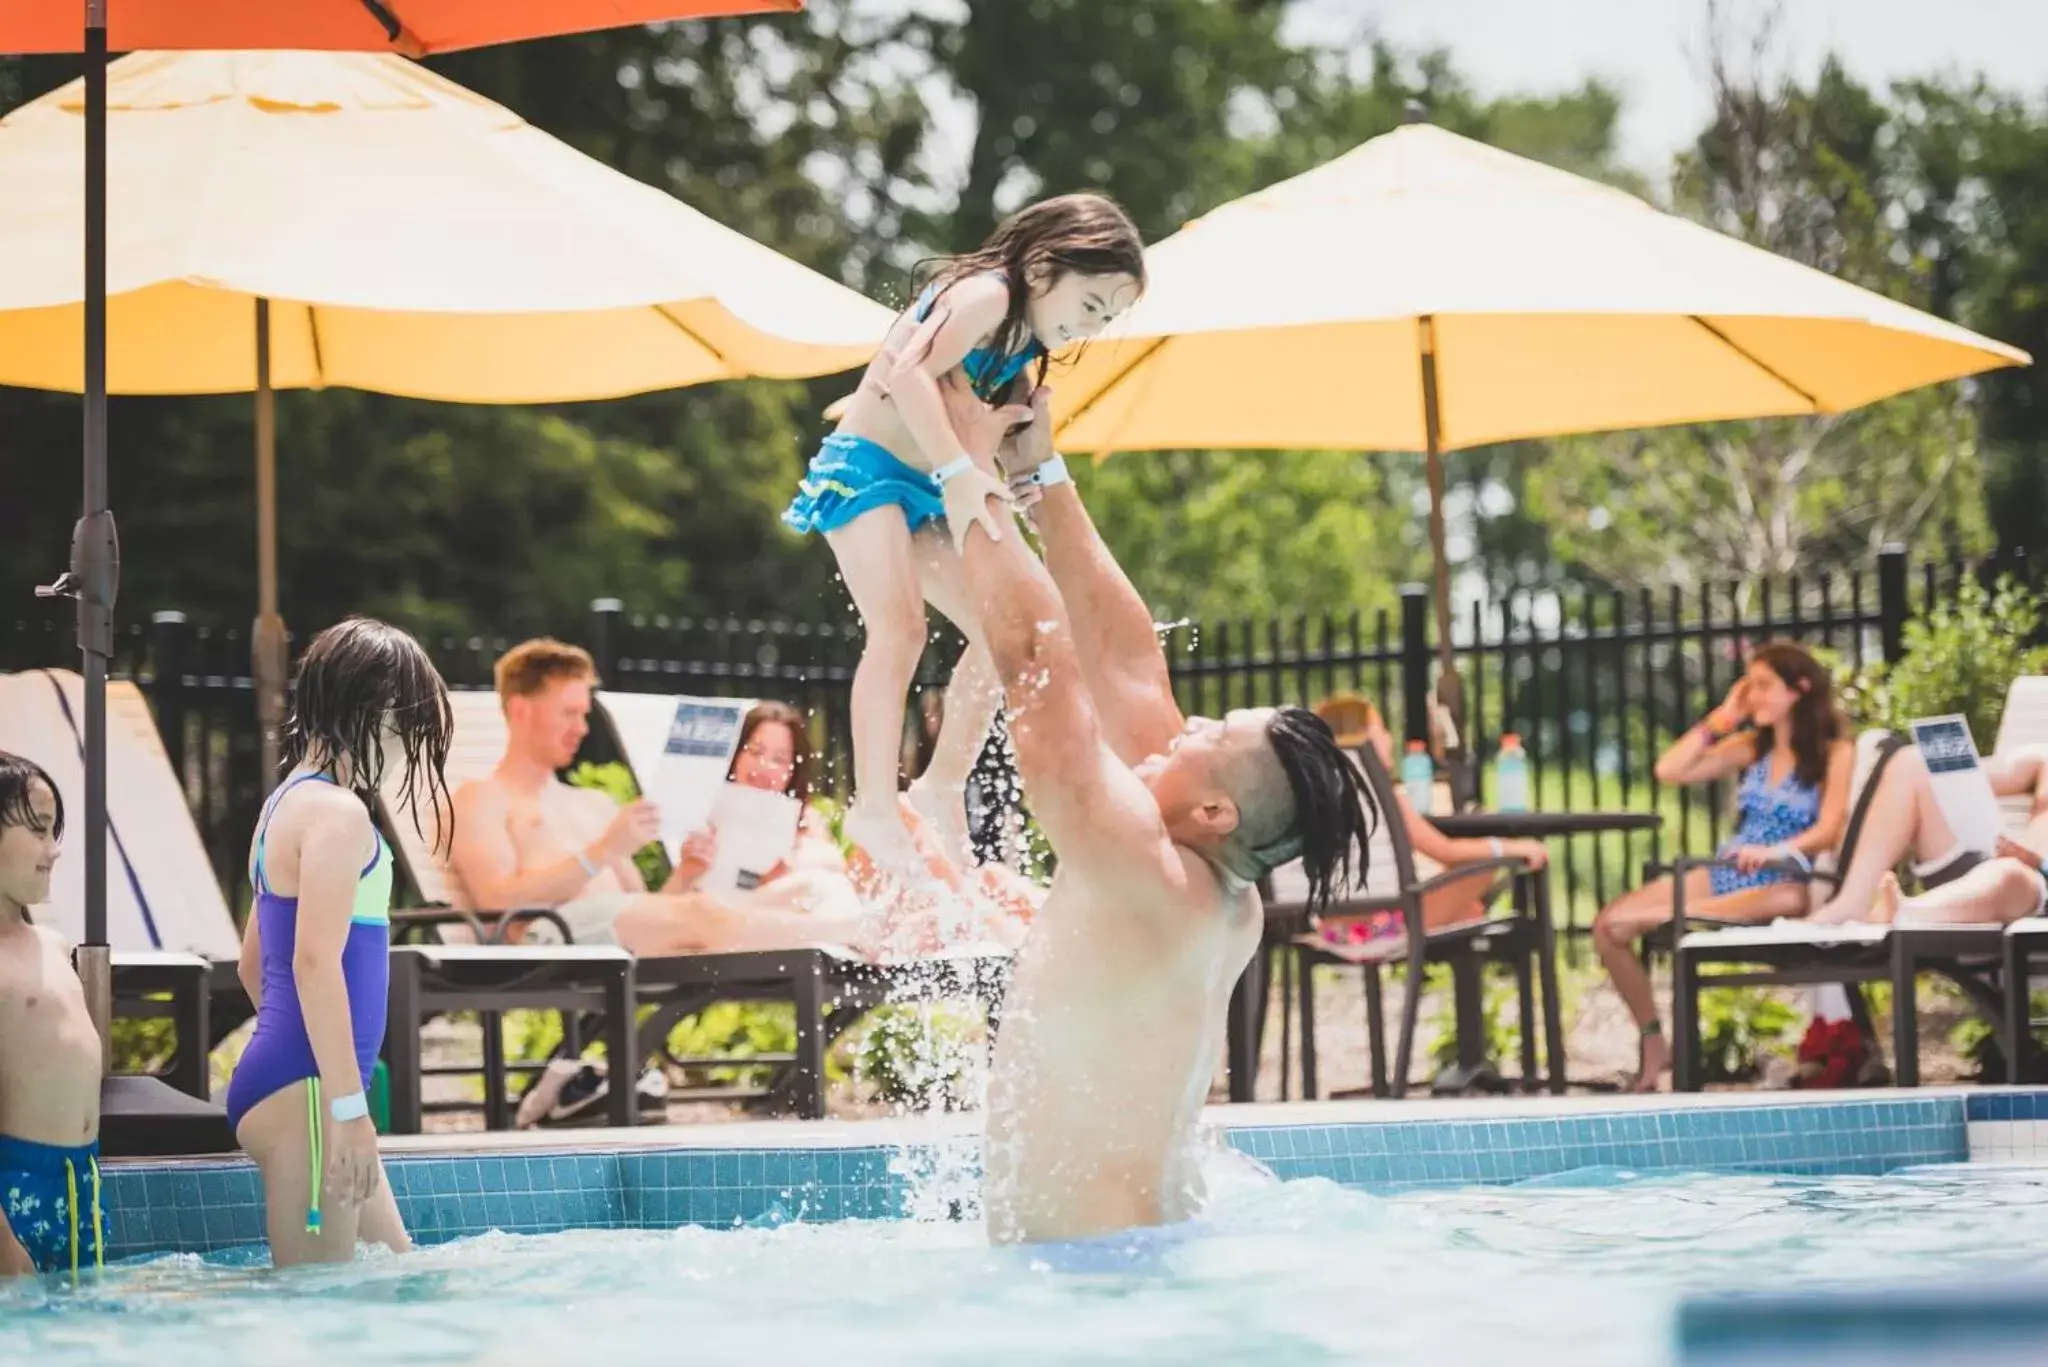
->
[
  {"left": 1591, "top": 641, "right": 1854, "bottom": 1091},
  {"left": 225, "top": 618, "right": 452, "bottom": 1266},
  {"left": 784, "top": 193, "right": 1146, "bottom": 869}
]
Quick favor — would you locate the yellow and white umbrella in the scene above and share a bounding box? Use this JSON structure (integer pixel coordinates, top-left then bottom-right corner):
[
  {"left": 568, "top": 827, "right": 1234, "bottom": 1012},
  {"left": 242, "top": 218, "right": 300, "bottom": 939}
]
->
[
  {"left": 0, "top": 49, "right": 888, "bottom": 400},
  {"left": 0, "top": 49, "right": 890, "bottom": 772},
  {"left": 1052, "top": 120, "right": 2029, "bottom": 710}
]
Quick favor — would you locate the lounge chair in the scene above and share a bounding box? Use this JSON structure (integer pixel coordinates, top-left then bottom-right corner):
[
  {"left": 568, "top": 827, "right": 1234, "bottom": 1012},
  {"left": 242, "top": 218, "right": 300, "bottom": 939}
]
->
[
  {"left": 387, "top": 688, "right": 1008, "bottom": 1125},
  {"left": 588, "top": 689, "right": 1012, "bottom": 1115},
  {"left": 1673, "top": 679, "right": 2048, "bottom": 1090},
  {"left": 1275, "top": 743, "right": 1563, "bottom": 1099}
]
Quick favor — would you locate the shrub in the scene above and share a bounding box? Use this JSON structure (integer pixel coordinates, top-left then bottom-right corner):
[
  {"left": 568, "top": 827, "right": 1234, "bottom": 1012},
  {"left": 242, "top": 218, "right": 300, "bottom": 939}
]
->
[
  {"left": 854, "top": 1003, "right": 981, "bottom": 1112},
  {"left": 1831, "top": 575, "right": 2048, "bottom": 745},
  {"left": 1697, "top": 985, "right": 1798, "bottom": 1082}
]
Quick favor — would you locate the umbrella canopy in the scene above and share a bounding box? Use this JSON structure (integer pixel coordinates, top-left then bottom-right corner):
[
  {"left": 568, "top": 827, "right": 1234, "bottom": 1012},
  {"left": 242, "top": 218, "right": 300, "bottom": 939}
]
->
[
  {"left": 0, "top": 50, "right": 890, "bottom": 400},
  {"left": 0, "top": 0, "right": 800, "bottom": 55},
  {"left": 0, "top": 0, "right": 810, "bottom": 1012},
  {"left": 1051, "top": 120, "right": 2029, "bottom": 750},
  {"left": 1053, "top": 122, "right": 2028, "bottom": 454}
]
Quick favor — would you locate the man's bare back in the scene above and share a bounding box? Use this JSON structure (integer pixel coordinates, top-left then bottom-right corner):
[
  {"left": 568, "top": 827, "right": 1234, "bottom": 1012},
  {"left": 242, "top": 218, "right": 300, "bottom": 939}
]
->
[
  {"left": 985, "top": 850, "right": 1260, "bottom": 1242},
  {"left": 0, "top": 921, "right": 101, "bottom": 1148}
]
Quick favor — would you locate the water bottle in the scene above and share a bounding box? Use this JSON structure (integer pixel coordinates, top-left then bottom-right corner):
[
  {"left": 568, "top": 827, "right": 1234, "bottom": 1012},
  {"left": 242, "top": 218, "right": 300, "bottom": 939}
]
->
[
  {"left": 1496, "top": 733, "right": 1531, "bottom": 813},
  {"left": 1401, "top": 740, "right": 1435, "bottom": 814}
]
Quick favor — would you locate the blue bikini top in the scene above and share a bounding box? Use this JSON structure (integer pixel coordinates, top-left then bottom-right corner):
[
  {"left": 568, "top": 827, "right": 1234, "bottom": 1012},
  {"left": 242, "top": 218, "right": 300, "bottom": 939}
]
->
[{"left": 912, "top": 277, "right": 1046, "bottom": 402}]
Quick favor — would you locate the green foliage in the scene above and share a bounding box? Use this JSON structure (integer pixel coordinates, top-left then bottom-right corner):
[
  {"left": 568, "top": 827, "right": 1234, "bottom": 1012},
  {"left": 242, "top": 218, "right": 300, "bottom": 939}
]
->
[
  {"left": 1527, "top": 51, "right": 1999, "bottom": 594},
  {"left": 1424, "top": 964, "right": 1521, "bottom": 1075},
  {"left": 1830, "top": 575, "right": 2048, "bottom": 744},
  {"left": 1951, "top": 1013, "right": 1997, "bottom": 1076},
  {"left": 506, "top": 999, "right": 825, "bottom": 1090},
  {"left": 1074, "top": 450, "right": 1419, "bottom": 625},
  {"left": 7, "top": 15, "right": 2048, "bottom": 649},
  {"left": 854, "top": 1003, "right": 981, "bottom": 1112},
  {"left": 665, "top": 1001, "right": 810, "bottom": 1088},
  {"left": 565, "top": 761, "right": 668, "bottom": 889},
  {"left": 1697, "top": 985, "right": 1799, "bottom": 1083},
  {"left": 0, "top": 12, "right": 1646, "bottom": 644},
  {"left": 109, "top": 1016, "right": 176, "bottom": 1075}
]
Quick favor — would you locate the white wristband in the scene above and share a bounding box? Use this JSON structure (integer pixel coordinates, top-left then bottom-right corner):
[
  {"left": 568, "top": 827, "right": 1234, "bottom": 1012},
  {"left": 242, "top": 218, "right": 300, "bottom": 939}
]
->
[
  {"left": 576, "top": 851, "right": 599, "bottom": 879},
  {"left": 328, "top": 1090, "right": 369, "bottom": 1123},
  {"left": 933, "top": 456, "right": 977, "bottom": 486},
  {"left": 1024, "top": 454, "right": 1070, "bottom": 489},
  {"left": 1489, "top": 837, "right": 1504, "bottom": 859}
]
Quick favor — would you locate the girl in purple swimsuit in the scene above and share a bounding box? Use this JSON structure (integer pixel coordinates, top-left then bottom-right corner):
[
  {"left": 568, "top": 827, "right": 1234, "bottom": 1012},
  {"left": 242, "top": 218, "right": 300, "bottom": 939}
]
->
[{"left": 225, "top": 618, "right": 452, "bottom": 1267}]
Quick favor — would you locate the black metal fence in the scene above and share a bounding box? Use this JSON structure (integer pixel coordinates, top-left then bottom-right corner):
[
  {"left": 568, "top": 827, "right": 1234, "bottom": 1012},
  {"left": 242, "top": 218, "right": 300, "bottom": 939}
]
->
[{"left": 2, "top": 545, "right": 2033, "bottom": 930}]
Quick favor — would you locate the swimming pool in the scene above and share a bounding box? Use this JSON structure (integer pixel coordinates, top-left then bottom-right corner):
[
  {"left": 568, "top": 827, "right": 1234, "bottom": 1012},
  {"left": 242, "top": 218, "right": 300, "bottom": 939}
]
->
[{"left": 6, "top": 1090, "right": 2046, "bottom": 1365}]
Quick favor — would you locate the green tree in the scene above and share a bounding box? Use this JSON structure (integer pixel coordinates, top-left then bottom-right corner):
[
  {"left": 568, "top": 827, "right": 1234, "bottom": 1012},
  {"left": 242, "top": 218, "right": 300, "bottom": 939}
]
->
[{"left": 1524, "top": 43, "right": 1995, "bottom": 595}]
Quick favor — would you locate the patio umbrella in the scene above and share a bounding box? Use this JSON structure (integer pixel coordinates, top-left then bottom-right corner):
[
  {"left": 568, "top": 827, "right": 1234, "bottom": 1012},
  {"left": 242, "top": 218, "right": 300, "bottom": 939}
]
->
[
  {"left": 0, "top": 0, "right": 810, "bottom": 1073},
  {"left": 0, "top": 46, "right": 889, "bottom": 788},
  {"left": 1050, "top": 114, "right": 2030, "bottom": 743}
]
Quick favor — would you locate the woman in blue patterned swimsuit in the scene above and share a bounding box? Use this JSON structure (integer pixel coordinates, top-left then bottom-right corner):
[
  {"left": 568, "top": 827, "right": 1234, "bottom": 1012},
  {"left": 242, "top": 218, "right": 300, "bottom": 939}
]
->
[{"left": 1593, "top": 641, "right": 1855, "bottom": 1091}]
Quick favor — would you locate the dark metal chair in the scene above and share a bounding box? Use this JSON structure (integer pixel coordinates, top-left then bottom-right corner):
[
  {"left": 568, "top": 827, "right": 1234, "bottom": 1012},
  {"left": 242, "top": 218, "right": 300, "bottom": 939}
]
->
[
  {"left": 1671, "top": 733, "right": 2010, "bottom": 1089},
  {"left": 1278, "top": 745, "right": 1564, "bottom": 1099}
]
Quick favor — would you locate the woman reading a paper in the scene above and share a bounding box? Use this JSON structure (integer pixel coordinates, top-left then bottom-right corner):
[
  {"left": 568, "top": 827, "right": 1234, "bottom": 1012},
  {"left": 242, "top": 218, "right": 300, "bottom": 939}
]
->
[
  {"left": 672, "top": 701, "right": 1041, "bottom": 956},
  {"left": 667, "top": 703, "right": 859, "bottom": 914}
]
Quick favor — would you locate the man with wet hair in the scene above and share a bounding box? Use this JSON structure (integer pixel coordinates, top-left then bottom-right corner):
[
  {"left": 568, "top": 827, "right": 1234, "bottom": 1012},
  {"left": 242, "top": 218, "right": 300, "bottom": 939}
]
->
[{"left": 914, "top": 360, "right": 1377, "bottom": 1244}]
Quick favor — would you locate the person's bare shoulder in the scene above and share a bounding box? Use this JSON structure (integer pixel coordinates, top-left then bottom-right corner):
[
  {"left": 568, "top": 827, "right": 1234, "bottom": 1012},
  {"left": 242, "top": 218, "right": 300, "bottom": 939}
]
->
[
  {"left": 454, "top": 776, "right": 512, "bottom": 824},
  {"left": 298, "top": 780, "right": 378, "bottom": 850}
]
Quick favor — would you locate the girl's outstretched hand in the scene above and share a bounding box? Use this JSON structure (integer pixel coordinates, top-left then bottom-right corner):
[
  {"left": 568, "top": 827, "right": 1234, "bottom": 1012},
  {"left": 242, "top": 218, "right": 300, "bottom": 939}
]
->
[{"left": 943, "top": 465, "right": 1014, "bottom": 553}]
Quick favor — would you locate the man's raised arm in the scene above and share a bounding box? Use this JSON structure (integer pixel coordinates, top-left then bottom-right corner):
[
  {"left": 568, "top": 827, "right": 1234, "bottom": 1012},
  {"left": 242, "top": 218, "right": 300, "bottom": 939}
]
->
[
  {"left": 998, "top": 389, "right": 1184, "bottom": 764},
  {"left": 937, "top": 385, "right": 1176, "bottom": 873}
]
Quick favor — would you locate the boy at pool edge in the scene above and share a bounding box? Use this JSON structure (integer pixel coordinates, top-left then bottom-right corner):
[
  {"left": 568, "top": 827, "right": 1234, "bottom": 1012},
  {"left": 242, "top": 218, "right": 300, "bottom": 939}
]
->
[{"left": 0, "top": 751, "right": 106, "bottom": 1282}]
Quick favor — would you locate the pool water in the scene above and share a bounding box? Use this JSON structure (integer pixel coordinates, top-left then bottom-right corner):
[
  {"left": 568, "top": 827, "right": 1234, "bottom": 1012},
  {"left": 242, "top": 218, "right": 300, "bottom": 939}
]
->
[{"left": 8, "top": 1163, "right": 2048, "bottom": 1365}]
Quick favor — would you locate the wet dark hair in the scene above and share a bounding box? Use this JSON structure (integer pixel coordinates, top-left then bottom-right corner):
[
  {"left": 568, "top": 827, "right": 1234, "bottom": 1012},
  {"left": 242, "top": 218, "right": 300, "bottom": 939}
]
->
[
  {"left": 728, "top": 701, "right": 816, "bottom": 808},
  {"left": 920, "top": 192, "right": 1147, "bottom": 396},
  {"left": 0, "top": 750, "right": 63, "bottom": 843},
  {"left": 281, "top": 617, "right": 454, "bottom": 851},
  {"left": 1252, "top": 707, "right": 1378, "bottom": 913},
  {"left": 1746, "top": 640, "right": 1844, "bottom": 788}
]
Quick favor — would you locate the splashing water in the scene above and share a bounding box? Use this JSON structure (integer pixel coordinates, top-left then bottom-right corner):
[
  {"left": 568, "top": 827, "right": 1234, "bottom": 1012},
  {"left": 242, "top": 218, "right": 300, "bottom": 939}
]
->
[{"left": 12, "top": 1167, "right": 2048, "bottom": 1366}]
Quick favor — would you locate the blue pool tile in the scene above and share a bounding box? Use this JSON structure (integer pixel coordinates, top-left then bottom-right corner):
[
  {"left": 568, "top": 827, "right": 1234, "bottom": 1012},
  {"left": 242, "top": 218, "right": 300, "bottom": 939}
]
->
[{"left": 844, "top": 1149, "right": 887, "bottom": 1185}]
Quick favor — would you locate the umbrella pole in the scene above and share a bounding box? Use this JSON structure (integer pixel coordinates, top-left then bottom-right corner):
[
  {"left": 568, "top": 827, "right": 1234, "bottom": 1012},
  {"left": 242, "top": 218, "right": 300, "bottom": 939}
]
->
[
  {"left": 1417, "top": 316, "right": 1466, "bottom": 762},
  {"left": 253, "top": 298, "right": 286, "bottom": 794},
  {"left": 58, "top": 2, "right": 116, "bottom": 1068}
]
